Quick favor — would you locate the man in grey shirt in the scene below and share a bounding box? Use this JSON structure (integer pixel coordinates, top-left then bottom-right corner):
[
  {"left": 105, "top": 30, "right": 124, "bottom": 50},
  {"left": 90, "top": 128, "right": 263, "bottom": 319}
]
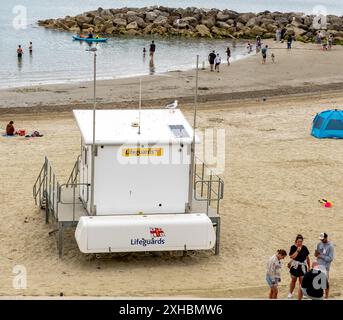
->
[{"left": 315, "top": 232, "right": 334, "bottom": 299}]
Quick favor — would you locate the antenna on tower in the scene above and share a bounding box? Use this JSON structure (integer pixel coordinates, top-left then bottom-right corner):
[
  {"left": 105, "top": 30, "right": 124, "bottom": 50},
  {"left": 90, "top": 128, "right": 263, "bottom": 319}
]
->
[{"left": 138, "top": 78, "right": 142, "bottom": 135}]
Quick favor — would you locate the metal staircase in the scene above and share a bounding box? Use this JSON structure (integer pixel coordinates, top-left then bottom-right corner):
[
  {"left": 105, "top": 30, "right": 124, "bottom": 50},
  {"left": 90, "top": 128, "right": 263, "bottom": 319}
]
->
[{"left": 33, "top": 156, "right": 89, "bottom": 256}]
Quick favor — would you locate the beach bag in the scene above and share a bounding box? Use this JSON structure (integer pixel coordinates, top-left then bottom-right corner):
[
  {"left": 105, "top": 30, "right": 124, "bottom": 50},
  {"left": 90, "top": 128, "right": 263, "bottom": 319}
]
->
[{"left": 18, "top": 129, "right": 26, "bottom": 136}]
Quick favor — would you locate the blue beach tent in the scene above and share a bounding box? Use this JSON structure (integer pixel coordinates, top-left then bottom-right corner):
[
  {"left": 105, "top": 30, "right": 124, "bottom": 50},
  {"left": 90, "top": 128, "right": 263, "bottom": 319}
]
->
[{"left": 311, "top": 109, "right": 343, "bottom": 139}]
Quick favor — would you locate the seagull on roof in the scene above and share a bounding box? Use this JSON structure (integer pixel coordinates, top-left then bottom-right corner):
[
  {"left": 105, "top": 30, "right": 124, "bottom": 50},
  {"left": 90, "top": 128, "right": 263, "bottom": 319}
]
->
[{"left": 165, "top": 100, "right": 178, "bottom": 109}]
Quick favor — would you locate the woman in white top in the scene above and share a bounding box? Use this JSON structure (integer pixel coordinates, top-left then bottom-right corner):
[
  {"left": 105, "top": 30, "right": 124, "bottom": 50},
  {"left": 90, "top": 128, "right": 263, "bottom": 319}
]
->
[
  {"left": 214, "top": 54, "right": 221, "bottom": 72},
  {"left": 266, "top": 249, "right": 287, "bottom": 299}
]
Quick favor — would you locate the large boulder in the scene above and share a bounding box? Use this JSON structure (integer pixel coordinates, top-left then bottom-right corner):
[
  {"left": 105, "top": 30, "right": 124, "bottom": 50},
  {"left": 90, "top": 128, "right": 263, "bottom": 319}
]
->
[
  {"left": 248, "top": 25, "right": 268, "bottom": 36},
  {"left": 145, "top": 11, "right": 158, "bottom": 22},
  {"left": 82, "top": 23, "right": 95, "bottom": 31},
  {"left": 201, "top": 16, "right": 216, "bottom": 29},
  {"left": 291, "top": 20, "right": 308, "bottom": 30},
  {"left": 93, "top": 16, "right": 105, "bottom": 26},
  {"left": 75, "top": 15, "right": 93, "bottom": 26},
  {"left": 127, "top": 15, "right": 146, "bottom": 28},
  {"left": 180, "top": 17, "right": 198, "bottom": 26},
  {"left": 285, "top": 25, "right": 307, "bottom": 37},
  {"left": 275, "top": 16, "right": 290, "bottom": 27},
  {"left": 153, "top": 16, "right": 168, "bottom": 26},
  {"left": 237, "top": 13, "right": 255, "bottom": 24},
  {"left": 235, "top": 22, "right": 245, "bottom": 31},
  {"left": 113, "top": 17, "right": 127, "bottom": 27},
  {"left": 126, "top": 21, "right": 139, "bottom": 30},
  {"left": 225, "top": 10, "right": 239, "bottom": 20},
  {"left": 246, "top": 17, "right": 259, "bottom": 28},
  {"left": 100, "top": 9, "right": 113, "bottom": 21},
  {"left": 64, "top": 18, "right": 78, "bottom": 28},
  {"left": 195, "top": 24, "right": 211, "bottom": 37},
  {"left": 216, "top": 21, "right": 230, "bottom": 29},
  {"left": 216, "top": 12, "right": 230, "bottom": 21}
]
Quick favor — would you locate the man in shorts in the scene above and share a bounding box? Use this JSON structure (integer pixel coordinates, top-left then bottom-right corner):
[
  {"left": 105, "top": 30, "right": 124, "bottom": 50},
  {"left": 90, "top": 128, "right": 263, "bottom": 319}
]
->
[
  {"left": 208, "top": 50, "right": 216, "bottom": 72},
  {"left": 315, "top": 232, "right": 334, "bottom": 298}
]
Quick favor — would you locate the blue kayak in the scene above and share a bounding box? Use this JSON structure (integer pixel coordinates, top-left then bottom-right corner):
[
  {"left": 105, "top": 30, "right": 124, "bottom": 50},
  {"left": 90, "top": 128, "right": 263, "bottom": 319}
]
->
[{"left": 73, "top": 36, "right": 108, "bottom": 42}]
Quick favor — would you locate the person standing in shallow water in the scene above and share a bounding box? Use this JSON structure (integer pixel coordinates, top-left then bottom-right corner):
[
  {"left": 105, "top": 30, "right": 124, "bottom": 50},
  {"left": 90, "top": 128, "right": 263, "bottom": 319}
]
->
[
  {"left": 208, "top": 50, "right": 216, "bottom": 72},
  {"left": 288, "top": 234, "right": 311, "bottom": 300},
  {"left": 226, "top": 47, "right": 231, "bottom": 66},
  {"left": 149, "top": 40, "right": 156, "bottom": 59},
  {"left": 17, "top": 45, "right": 23, "bottom": 59},
  {"left": 261, "top": 45, "right": 268, "bottom": 64},
  {"left": 29, "top": 42, "right": 33, "bottom": 55}
]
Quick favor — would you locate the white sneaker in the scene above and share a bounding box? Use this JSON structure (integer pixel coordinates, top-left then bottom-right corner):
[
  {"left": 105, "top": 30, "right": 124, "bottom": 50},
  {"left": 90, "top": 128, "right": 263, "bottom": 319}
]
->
[{"left": 287, "top": 293, "right": 293, "bottom": 299}]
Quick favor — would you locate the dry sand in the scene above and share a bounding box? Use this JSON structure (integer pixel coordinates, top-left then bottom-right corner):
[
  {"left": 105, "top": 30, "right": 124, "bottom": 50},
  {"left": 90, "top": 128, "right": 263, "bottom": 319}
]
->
[{"left": 0, "top": 40, "right": 343, "bottom": 298}]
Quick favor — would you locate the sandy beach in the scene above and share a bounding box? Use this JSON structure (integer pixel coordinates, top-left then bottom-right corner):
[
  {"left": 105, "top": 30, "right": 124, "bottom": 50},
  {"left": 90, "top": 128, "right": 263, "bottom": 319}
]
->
[
  {"left": 1, "top": 40, "right": 343, "bottom": 298},
  {"left": 1, "top": 40, "right": 343, "bottom": 112}
]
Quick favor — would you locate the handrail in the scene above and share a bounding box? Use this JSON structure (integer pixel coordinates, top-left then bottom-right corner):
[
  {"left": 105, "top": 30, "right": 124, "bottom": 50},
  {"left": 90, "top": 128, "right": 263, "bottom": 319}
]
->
[
  {"left": 66, "top": 155, "right": 80, "bottom": 187},
  {"left": 58, "top": 183, "right": 91, "bottom": 204},
  {"left": 193, "top": 157, "right": 224, "bottom": 215}
]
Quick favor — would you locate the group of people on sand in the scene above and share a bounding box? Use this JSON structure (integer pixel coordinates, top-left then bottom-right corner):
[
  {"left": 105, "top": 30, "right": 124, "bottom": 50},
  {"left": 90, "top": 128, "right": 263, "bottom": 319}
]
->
[
  {"left": 316, "top": 31, "right": 334, "bottom": 50},
  {"left": 17, "top": 42, "right": 33, "bottom": 59},
  {"left": 266, "top": 232, "right": 334, "bottom": 300},
  {"left": 4, "top": 120, "right": 43, "bottom": 137},
  {"left": 207, "top": 47, "right": 231, "bottom": 72}
]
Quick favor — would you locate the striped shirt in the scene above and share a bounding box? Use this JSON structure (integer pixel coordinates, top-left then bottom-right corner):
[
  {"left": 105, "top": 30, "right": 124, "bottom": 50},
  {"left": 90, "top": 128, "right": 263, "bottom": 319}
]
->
[{"left": 266, "top": 254, "right": 282, "bottom": 282}]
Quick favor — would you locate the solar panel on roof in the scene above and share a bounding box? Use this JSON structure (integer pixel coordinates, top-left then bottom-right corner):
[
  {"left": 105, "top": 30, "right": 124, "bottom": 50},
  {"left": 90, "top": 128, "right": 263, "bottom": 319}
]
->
[{"left": 169, "top": 125, "right": 189, "bottom": 138}]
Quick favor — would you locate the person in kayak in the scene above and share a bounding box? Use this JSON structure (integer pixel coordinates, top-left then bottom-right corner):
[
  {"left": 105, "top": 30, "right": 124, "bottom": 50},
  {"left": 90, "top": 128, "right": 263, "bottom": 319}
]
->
[
  {"left": 87, "top": 32, "right": 94, "bottom": 39},
  {"left": 17, "top": 45, "right": 23, "bottom": 59}
]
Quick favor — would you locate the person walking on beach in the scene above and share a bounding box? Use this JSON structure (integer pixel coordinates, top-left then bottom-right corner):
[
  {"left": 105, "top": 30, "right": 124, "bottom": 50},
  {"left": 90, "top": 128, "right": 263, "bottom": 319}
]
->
[
  {"left": 301, "top": 262, "right": 329, "bottom": 300},
  {"left": 214, "top": 53, "right": 221, "bottom": 72},
  {"left": 261, "top": 45, "right": 268, "bottom": 64},
  {"left": 17, "top": 45, "right": 23, "bottom": 59},
  {"left": 315, "top": 232, "right": 334, "bottom": 299},
  {"left": 276, "top": 27, "right": 282, "bottom": 42},
  {"left": 287, "top": 34, "right": 293, "bottom": 50},
  {"left": 208, "top": 50, "right": 216, "bottom": 72},
  {"left": 287, "top": 234, "right": 311, "bottom": 300},
  {"left": 149, "top": 40, "right": 156, "bottom": 59},
  {"left": 322, "top": 37, "right": 328, "bottom": 51},
  {"left": 256, "top": 36, "right": 262, "bottom": 52},
  {"left": 266, "top": 249, "right": 287, "bottom": 299},
  {"left": 6, "top": 121, "right": 15, "bottom": 136},
  {"left": 226, "top": 47, "right": 231, "bottom": 66},
  {"left": 271, "top": 53, "right": 275, "bottom": 63},
  {"left": 316, "top": 31, "right": 322, "bottom": 45},
  {"left": 328, "top": 35, "right": 334, "bottom": 49},
  {"left": 247, "top": 42, "right": 253, "bottom": 54}
]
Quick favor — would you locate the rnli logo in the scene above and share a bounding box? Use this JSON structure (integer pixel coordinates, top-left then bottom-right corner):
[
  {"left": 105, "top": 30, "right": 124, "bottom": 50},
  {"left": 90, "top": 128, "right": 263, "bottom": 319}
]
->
[
  {"left": 150, "top": 227, "right": 165, "bottom": 238},
  {"left": 130, "top": 227, "right": 166, "bottom": 247}
]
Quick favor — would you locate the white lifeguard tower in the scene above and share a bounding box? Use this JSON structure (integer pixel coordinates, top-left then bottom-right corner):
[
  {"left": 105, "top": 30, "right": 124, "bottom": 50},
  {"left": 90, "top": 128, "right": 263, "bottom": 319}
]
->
[{"left": 33, "top": 108, "right": 223, "bottom": 257}]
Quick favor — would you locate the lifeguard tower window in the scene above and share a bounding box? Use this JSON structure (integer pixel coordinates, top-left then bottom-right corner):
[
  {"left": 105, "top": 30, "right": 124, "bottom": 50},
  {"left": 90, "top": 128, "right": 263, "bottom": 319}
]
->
[
  {"left": 169, "top": 125, "right": 190, "bottom": 138},
  {"left": 326, "top": 119, "right": 343, "bottom": 130},
  {"left": 313, "top": 116, "right": 324, "bottom": 129}
]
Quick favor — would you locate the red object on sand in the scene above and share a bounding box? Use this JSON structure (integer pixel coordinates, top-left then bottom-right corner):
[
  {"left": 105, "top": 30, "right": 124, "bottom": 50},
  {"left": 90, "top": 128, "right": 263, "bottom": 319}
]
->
[
  {"left": 325, "top": 202, "right": 332, "bottom": 208},
  {"left": 18, "top": 129, "right": 26, "bottom": 136}
]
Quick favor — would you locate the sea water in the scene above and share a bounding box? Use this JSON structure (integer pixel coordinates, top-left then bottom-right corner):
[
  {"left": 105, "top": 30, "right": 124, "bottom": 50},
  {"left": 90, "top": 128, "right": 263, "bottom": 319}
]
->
[{"left": 0, "top": 0, "right": 342, "bottom": 89}]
